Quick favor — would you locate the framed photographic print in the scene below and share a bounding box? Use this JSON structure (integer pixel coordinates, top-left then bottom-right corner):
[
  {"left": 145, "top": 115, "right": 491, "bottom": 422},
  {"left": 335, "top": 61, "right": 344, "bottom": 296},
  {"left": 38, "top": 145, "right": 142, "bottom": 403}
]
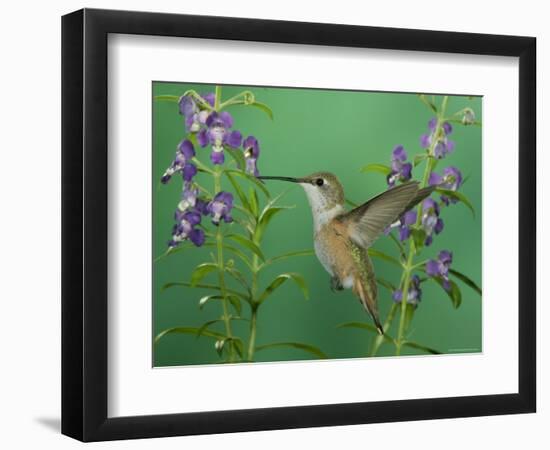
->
[{"left": 61, "top": 8, "right": 536, "bottom": 442}]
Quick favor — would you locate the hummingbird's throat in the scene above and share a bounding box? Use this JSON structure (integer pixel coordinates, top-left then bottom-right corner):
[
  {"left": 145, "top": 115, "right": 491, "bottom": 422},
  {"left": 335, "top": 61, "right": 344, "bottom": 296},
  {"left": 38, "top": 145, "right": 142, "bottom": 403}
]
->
[{"left": 302, "top": 184, "right": 344, "bottom": 231}]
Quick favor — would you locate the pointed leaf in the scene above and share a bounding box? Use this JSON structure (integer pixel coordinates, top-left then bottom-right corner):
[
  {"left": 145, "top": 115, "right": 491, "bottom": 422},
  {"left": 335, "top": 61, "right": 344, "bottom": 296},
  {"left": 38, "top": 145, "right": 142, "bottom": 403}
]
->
[
  {"left": 360, "top": 163, "right": 391, "bottom": 176},
  {"left": 226, "top": 234, "right": 265, "bottom": 261},
  {"left": 258, "top": 272, "right": 309, "bottom": 303},
  {"left": 161, "top": 281, "right": 250, "bottom": 303},
  {"left": 190, "top": 263, "right": 219, "bottom": 286},
  {"left": 368, "top": 248, "right": 402, "bottom": 268},
  {"left": 198, "top": 295, "right": 224, "bottom": 309},
  {"left": 402, "top": 340, "right": 442, "bottom": 355},
  {"left": 154, "top": 94, "right": 180, "bottom": 103},
  {"left": 249, "top": 187, "right": 260, "bottom": 217},
  {"left": 224, "top": 169, "right": 270, "bottom": 198},
  {"left": 413, "top": 152, "right": 428, "bottom": 167},
  {"left": 225, "top": 171, "right": 252, "bottom": 213},
  {"left": 436, "top": 188, "right": 476, "bottom": 218},
  {"left": 450, "top": 268, "right": 482, "bottom": 296},
  {"left": 225, "top": 146, "right": 246, "bottom": 171},
  {"left": 337, "top": 322, "right": 395, "bottom": 345},
  {"left": 429, "top": 277, "right": 462, "bottom": 309},
  {"left": 255, "top": 342, "right": 327, "bottom": 359},
  {"left": 376, "top": 277, "right": 396, "bottom": 292},
  {"left": 250, "top": 101, "right": 274, "bottom": 120},
  {"left": 154, "top": 326, "right": 225, "bottom": 345},
  {"left": 260, "top": 249, "right": 315, "bottom": 269}
]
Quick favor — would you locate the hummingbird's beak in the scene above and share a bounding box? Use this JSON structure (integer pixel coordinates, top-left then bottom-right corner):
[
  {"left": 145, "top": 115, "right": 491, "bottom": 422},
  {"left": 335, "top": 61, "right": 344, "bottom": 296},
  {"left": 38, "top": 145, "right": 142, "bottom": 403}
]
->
[{"left": 257, "top": 175, "right": 302, "bottom": 183}]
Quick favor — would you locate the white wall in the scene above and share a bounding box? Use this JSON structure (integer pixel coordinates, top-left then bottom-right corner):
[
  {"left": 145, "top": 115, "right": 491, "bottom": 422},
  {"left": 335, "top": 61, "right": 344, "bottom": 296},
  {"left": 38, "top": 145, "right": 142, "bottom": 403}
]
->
[{"left": 0, "top": 0, "right": 546, "bottom": 448}]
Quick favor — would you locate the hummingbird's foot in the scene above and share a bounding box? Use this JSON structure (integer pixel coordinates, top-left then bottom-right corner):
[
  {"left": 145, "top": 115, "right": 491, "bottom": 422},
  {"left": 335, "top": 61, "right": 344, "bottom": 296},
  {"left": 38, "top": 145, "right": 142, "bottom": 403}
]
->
[{"left": 330, "top": 276, "right": 344, "bottom": 292}]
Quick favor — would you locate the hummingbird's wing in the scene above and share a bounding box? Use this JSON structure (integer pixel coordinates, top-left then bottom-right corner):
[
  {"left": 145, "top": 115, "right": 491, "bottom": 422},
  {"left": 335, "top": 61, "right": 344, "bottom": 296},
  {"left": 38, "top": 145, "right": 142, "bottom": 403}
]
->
[{"left": 341, "top": 181, "right": 433, "bottom": 249}]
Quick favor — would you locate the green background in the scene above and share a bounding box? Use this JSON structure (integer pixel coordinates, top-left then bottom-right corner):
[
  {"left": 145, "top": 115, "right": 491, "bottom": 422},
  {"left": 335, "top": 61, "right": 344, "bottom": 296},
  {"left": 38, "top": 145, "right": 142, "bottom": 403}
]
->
[{"left": 153, "top": 82, "right": 482, "bottom": 367}]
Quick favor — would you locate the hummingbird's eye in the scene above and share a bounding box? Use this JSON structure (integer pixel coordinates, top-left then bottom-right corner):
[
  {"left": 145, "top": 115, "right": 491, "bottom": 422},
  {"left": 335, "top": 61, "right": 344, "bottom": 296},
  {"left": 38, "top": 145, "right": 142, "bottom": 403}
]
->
[{"left": 315, "top": 178, "right": 324, "bottom": 186}]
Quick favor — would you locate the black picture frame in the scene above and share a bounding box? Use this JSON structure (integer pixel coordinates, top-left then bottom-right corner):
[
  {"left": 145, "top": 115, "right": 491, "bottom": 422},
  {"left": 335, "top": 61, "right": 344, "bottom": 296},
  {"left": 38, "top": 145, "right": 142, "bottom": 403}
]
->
[{"left": 62, "top": 8, "right": 536, "bottom": 442}]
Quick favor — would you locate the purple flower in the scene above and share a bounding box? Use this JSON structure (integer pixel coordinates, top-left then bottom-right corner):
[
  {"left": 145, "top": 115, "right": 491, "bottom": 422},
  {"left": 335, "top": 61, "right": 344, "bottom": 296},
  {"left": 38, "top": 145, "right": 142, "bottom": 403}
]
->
[
  {"left": 421, "top": 198, "right": 444, "bottom": 246},
  {"left": 398, "top": 210, "right": 417, "bottom": 241},
  {"left": 178, "top": 183, "right": 199, "bottom": 212},
  {"left": 420, "top": 117, "right": 455, "bottom": 159},
  {"left": 243, "top": 136, "right": 260, "bottom": 176},
  {"left": 169, "top": 210, "right": 205, "bottom": 248},
  {"left": 426, "top": 250, "right": 453, "bottom": 291},
  {"left": 179, "top": 93, "right": 215, "bottom": 133},
  {"left": 429, "top": 166, "right": 463, "bottom": 205},
  {"left": 161, "top": 140, "right": 196, "bottom": 184},
  {"left": 207, "top": 192, "right": 234, "bottom": 225},
  {"left": 393, "top": 275, "right": 422, "bottom": 307},
  {"left": 387, "top": 145, "right": 413, "bottom": 187},
  {"left": 198, "top": 111, "right": 242, "bottom": 165}
]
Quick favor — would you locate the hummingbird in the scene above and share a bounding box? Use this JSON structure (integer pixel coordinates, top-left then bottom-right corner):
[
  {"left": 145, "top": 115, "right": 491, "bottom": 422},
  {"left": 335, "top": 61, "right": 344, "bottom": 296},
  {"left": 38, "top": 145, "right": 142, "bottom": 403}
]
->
[{"left": 258, "top": 173, "right": 434, "bottom": 335}]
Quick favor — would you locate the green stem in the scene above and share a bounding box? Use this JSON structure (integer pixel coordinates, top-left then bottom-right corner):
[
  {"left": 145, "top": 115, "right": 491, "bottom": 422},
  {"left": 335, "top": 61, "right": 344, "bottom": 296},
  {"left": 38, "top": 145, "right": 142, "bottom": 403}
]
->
[
  {"left": 248, "top": 308, "right": 258, "bottom": 361},
  {"left": 212, "top": 117, "right": 236, "bottom": 360},
  {"left": 369, "top": 303, "right": 398, "bottom": 356},
  {"left": 395, "top": 96, "right": 449, "bottom": 355}
]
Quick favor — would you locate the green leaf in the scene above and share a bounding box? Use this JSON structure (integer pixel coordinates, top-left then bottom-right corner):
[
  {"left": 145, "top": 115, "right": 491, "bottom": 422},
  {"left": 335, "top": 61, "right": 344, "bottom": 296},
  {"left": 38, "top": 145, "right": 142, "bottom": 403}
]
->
[
  {"left": 162, "top": 282, "right": 250, "bottom": 303},
  {"left": 337, "top": 322, "right": 395, "bottom": 344},
  {"left": 249, "top": 187, "right": 260, "bottom": 217},
  {"left": 225, "top": 146, "right": 246, "bottom": 171},
  {"left": 255, "top": 342, "right": 327, "bottom": 359},
  {"left": 225, "top": 266, "right": 250, "bottom": 292},
  {"left": 430, "top": 277, "right": 462, "bottom": 309},
  {"left": 154, "top": 94, "right": 180, "bottom": 103},
  {"left": 226, "top": 234, "right": 265, "bottom": 261},
  {"left": 258, "top": 272, "right": 309, "bottom": 303},
  {"left": 250, "top": 101, "right": 274, "bottom": 120},
  {"left": 223, "top": 244, "right": 254, "bottom": 271},
  {"left": 410, "top": 228, "right": 427, "bottom": 253},
  {"left": 255, "top": 205, "right": 294, "bottom": 242},
  {"left": 190, "top": 263, "right": 219, "bottom": 286},
  {"left": 197, "top": 319, "right": 224, "bottom": 338},
  {"left": 402, "top": 341, "right": 442, "bottom": 355},
  {"left": 418, "top": 94, "right": 438, "bottom": 113},
  {"left": 376, "top": 277, "right": 396, "bottom": 292},
  {"left": 198, "top": 294, "right": 242, "bottom": 315},
  {"left": 224, "top": 169, "right": 270, "bottom": 198},
  {"left": 225, "top": 171, "right": 252, "bottom": 213},
  {"left": 368, "top": 248, "right": 402, "bottom": 268},
  {"left": 413, "top": 152, "right": 428, "bottom": 167},
  {"left": 436, "top": 188, "right": 476, "bottom": 218},
  {"left": 450, "top": 268, "right": 482, "bottom": 296},
  {"left": 154, "top": 326, "right": 225, "bottom": 345},
  {"left": 260, "top": 249, "right": 315, "bottom": 269},
  {"left": 360, "top": 163, "right": 391, "bottom": 176}
]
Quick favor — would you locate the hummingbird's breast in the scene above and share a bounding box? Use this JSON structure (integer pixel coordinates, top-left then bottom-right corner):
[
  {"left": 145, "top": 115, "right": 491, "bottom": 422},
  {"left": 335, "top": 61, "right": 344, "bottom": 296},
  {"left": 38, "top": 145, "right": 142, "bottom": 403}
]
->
[{"left": 314, "top": 220, "right": 357, "bottom": 283}]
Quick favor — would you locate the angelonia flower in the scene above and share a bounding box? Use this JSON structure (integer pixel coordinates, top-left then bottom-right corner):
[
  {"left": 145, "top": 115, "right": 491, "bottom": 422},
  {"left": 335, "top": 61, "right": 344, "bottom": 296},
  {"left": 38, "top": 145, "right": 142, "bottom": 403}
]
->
[
  {"left": 421, "top": 198, "right": 444, "bottom": 246},
  {"left": 178, "top": 182, "right": 199, "bottom": 211},
  {"left": 179, "top": 93, "right": 215, "bottom": 133},
  {"left": 243, "top": 135, "right": 260, "bottom": 176},
  {"left": 462, "top": 108, "right": 476, "bottom": 125},
  {"left": 161, "top": 139, "right": 197, "bottom": 184},
  {"left": 426, "top": 250, "right": 453, "bottom": 291},
  {"left": 392, "top": 275, "right": 422, "bottom": 307},
  {"left": 207, "top": 192, "right": 234, "bottom": 225},
  {"left": 169, "top": 210, "right": 205, "bottom": 248},
  {"left": 429, "top": 166, "right": 463, "bottom": 206},
  {"left": 387, "top": 145, "right": 413, "bottom": 187},
  {"left": 398, "top": 210, "right": 417, "bottom": 241},
  {"left": 383, "top": 209, "right": 417, "bottom": 241},
  {"left": 198, "top": 111, "right": 243, "bottom": 165},
  {"left": 420, "top": 117, "right": 455, "bottom": 159}
]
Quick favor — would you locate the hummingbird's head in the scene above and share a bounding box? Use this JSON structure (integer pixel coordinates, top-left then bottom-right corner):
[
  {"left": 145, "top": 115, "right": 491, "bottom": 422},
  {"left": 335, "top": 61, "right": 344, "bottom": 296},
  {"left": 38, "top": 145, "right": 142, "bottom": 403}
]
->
[{"left": 259, "top": 172, "right": 345, "bottom": 213}]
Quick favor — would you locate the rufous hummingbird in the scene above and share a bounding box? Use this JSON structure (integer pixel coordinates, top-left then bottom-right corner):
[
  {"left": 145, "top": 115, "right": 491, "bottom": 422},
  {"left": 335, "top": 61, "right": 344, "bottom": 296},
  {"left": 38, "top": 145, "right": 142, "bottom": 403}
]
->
[{"left": 258, "top": 173, "right": 434, "bottom": 335}]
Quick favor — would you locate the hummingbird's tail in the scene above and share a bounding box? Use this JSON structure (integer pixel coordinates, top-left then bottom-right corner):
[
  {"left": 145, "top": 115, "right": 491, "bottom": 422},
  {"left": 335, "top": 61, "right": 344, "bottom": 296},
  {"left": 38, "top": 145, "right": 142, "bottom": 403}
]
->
[{"left": 353, "top": 276, "right": 384, "bottom": 335}]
